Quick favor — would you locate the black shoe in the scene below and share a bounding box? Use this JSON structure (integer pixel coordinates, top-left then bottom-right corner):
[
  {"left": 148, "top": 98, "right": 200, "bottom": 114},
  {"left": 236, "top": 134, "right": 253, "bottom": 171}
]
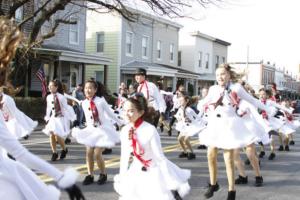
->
[
  {"left": 268, "top": 130, "right": 279, "bottom": 137},
  {"left": 7, "top": 153, "right": 15, "bottom": 160},
  {"left": 285, "top": 145, "right": 290, "bottom": 151},
  {"left": 235, "top": 175, "right": 248, "bottom": 184},
  {"left": 23, "top": 135, "right": 29, "bottom": 140},
  {"left": 171, "top": 190, "right": 182, "bottom": 200},
  {"left": 83, "top": 175, "right": 94, "bottom": 185},
  {"left": 51, "top": 152, "right": 58, "bottom": 161},
  {"left": 268, "top": 152, "right": 276, "bottom": 160},
  {"left": 102, "top": 148, "right": 112, "bottom": 155},
  {"left": 244, "top": 158, "right": 250, "bottom": 165},
  {"left": 255, "top": 176, "right": 263, "bottom": 187},
  {"left": 160, "top": 124, "right": 164, "bottom": 132},
  {"left": 178, "top": 152, "right": 188, "bottom": 158},
  {"left": 168, "top": 129, "right": 172, "bottom": 136},
  {"left": 259, "top": 151, "right": 265, "bottom": 158},
  {"left": 278, "top": 145, "right": 284, "bottom": 151},
  {"left": 97, "top": 174, "right": 107, "bottom": 185},
  {"left": 60, "top": 148, "right": 68, "bottom": 159},
  {"left": 187, "top": 152, "right": 196, "bottom": 160},
  {"left": 227, "top": 190, "right": 236, "bottom": 200},
  {"left": 289, "top": 140, "right": 295, "bottom": 145},
  {"left": 204, "top": 183, "right": 219, "bottom": 199},
  {"left": 197, "top": 145, "right": 207, "bottom": 149},
  {"left": 65, "top": 137, "right": 71, "bottom": 144}
]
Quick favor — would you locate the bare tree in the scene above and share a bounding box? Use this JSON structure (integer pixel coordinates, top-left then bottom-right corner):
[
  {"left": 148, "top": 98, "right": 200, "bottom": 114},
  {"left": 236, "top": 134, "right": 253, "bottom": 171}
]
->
[{"left": 0, "top": 0, "right": 223, "bottom": 95}]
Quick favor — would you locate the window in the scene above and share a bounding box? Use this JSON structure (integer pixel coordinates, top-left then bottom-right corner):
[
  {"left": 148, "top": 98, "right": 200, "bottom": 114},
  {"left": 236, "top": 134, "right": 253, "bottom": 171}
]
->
[
  {"left": 15, "top": 6, "right": 23, "bottom": 23},
  {"left": 198, "top": 52, "right": 202, "bottom": 68},
  {"left": 205, "top": 53, "right": 209, "bottom": 69},
  {"left": 126, "top": 32, "right": 133, "bottom": 56},
  {"left": 178, "top": 51, "right": 182, "bottom": 66},
  {"left": 215, "top": 55, "right": 219, "bottom": 69},
  {"left": 157, "top": 40, "right": 162, "bottom": 60},
  {"left": 96, "top": 32, "right": 104, "bottom": 53},
  {"left": 142, "top": 36, "right": 149, "bottom": 58},
  {"left": 222, "top": 56, "right": 226, "bottom": 64},
  {"left": 170, "top": 43, "right": 174, "bottom": 62},
  {"left": 95, "top": 71, "right": 104, "bottom": 83},
  {"left": 69, "top": 17, "right": 79, "bottom": 45}
]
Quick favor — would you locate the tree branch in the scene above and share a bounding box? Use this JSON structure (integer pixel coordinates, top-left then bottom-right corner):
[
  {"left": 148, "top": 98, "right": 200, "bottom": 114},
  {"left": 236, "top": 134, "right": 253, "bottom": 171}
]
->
[
  {"left": 8, "top": 0, "right": 30, "bottom": 18},
  {"left": 18, "top": 0, "right": 52, "bottom": 27}
]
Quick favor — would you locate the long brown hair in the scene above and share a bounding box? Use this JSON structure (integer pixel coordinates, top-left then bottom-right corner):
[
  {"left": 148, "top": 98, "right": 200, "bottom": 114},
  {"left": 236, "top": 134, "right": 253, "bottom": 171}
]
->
[
  {"left": 0, "top": 17, "right": 22, "bottom": 92},
  {"left": 218, "top": 63, "right": 244, "bottom": 83}
]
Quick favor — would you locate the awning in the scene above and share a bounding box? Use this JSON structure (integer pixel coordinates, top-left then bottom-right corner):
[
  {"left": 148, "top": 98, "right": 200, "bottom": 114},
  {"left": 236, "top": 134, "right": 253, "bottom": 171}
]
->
[
  {"left": 198, "top": 73, "right": 216, "bottom": 81},
  {"left": 121, "top": 61, "right": 178, "bottom": 77},
  {"left": 33, "top": 47, "right": 112, "bottom": 65}
]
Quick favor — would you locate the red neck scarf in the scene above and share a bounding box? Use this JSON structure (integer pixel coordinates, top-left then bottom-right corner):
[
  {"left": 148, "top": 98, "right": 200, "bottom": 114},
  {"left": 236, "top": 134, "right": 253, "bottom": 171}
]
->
[
  {"left": 54, "top": 93, "right": 62, "bottom": 117},
  {"left": 138, "top": 81, "right": 149, "bottom": 100},
  {"left": 129, "top": 117, "right": 151, "bottom": 170},
  {"left": 260, "top": 99, "right": 268, "bottom": 119},
  {"left": 89, "top": 96, "right": 101, "bottom": 125}
]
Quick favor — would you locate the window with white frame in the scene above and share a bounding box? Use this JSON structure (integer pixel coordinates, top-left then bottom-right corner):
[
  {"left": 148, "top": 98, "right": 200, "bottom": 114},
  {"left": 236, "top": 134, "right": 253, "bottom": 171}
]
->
[
  {"left": 205, "top": 53, "right": 209, "bottom": 69},
  {"left": 198, "top": 51, "right": 202, "bottom": 68},
  {"left": 96, "top": 32, "right": 104, "bottom": 53},
  {"left": 126, "top": 32, "right": 133, "bottom": 56},
  {"left": 69, "top": 17, "right": 79, "bottom": 45},
  {"left": 15, "top": 6, "right": 23, "bottom": 23},
  {"left": 157, "top": 40, "right": 162, "bottom": 60},
  {"left": 178, "top": 51, "right": 182, "bottom": 66},
  {"left": 222, "top": 56, "right": 226, "bottom": 64},
  {"left": 142, "top": 36, "right": 149, "bottom": 58},
  {"left": 215, "top": 55, "right": 219, "bottom": 69},
  {"left": 170, "top": 43, "right": 174, "bottom": 62}
]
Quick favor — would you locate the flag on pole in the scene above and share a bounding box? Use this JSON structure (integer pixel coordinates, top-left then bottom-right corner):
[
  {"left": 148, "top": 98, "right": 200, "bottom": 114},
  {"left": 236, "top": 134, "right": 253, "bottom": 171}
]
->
[{"left": 35, "top": 66, "right": 47, "bottom": 98}]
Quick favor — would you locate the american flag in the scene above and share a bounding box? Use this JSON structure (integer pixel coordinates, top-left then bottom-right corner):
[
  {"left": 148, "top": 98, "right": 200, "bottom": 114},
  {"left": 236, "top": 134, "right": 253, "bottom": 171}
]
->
[{"left": 35, "top": 66, "right": 47, "bottom": 98}]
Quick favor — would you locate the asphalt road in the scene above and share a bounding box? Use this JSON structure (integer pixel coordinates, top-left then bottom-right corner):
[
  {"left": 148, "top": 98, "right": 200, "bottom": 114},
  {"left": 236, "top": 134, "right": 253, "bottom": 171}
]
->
[{"left": 21, "top": 126, "right": 300, "bottom": 200}]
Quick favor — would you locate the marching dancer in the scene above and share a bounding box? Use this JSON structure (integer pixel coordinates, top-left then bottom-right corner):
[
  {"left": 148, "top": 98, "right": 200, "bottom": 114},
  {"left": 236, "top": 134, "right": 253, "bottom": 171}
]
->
[
  {"left": 114, "top": 94, "right": 190, "bottom": 200},
  {"left": 0, "top": 16, "right": 84, "bottom": 200},
  {"left": 0, "top": 89, "right": 38, "bottom": 139},
  {"left": 134, "top": 68, "right": 166, "bottom": 127},
  {"left": 197, "top": 64, "right": 274, "bottom": 200},
  {"left": 72, "top": 80, "right": 122, "bottom": 185},
  {"left": 175, "top": 94, "right": 206, "bottom": 160},
  {"left": 43, "top": 80, "right": 76, "bottom": 161}
]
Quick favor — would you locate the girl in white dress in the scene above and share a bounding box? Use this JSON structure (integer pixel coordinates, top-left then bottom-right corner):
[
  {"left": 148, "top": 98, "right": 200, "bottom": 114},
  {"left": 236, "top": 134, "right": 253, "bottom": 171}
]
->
[
  {"left": 0, "top": 91, "right": 38, "bottom": 139},
  {"left": 175, "top": 95, "right": 206, "bottom": 160},
  {"left": 197, "top": 64, "right": 273, "bottom": 200},
  {"left": 43, "top": 80, "right": 75, "bottom": 161},
  {"left": 72, "top": 80, "right": 122, "bottom": 185},
  {"left": 114, "top": 94, "right": 190, "bottom": 200},
  {"left": 0, "top": 16, "right": 84, "bottom": 200}
]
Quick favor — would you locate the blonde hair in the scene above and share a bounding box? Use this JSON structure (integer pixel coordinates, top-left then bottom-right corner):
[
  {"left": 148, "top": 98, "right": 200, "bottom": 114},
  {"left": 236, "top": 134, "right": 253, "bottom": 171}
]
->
[
  {"left": 218, "top": 63, "right": 244, "bottom": 83},
  {"left": 0, "top": 17, "right": 23, "bottom": 93}
]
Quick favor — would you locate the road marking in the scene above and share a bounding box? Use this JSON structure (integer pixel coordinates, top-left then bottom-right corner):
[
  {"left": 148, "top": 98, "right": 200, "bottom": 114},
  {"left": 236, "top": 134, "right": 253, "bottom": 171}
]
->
[{"left": 40, "top": 139, "right": 200, "bottom": 183}]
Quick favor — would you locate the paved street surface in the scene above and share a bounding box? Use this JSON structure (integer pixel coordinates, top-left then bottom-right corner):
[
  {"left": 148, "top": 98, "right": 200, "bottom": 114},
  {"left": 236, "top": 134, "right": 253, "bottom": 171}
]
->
[{"left": 21, "top": 126, "right": 300, "bottom": 200}]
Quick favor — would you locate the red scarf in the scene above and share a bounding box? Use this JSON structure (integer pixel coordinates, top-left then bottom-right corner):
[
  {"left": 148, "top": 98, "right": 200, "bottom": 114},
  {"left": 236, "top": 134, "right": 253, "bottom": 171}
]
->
[
  {"left": 129, "top": 117, "right": 151, "bottom": 170},
  {"left": 90, "top": 96, "right": 101, "bottom": 125},
  {"left": 261, "top": 99, "right": 268, "bottom": 119},
  {"left": 54, "top": 94, "right": 62, "bottom": 117},
  {"left": 138, "top": 81, "right": 149, "bottom": 100}
]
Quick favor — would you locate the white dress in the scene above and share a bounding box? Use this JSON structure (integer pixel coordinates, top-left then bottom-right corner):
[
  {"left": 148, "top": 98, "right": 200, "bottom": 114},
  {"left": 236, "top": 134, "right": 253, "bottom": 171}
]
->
[
  {"left": 0, "top": 113, "right": 77, "bottom": 200},
  {"left": 72, "top": 96, "right": 121, "bottom": 148},
  {"left": 114, "top": 121, "right": 190, "bottom": 200},
  {"left": 43, "top": 93, "right": 76, "bottom": 138},
  {"left": 1, "top": 94, "right": 38, "bottom": 139},
  {"left": 174, "top": 106, "right": 206, "bottom": 137},
  {"left": 237, "top": 100, "right": 271, "bottom": 145},
  {"left": 198, "top": 83, "right": 272, "bottom": 149}
]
